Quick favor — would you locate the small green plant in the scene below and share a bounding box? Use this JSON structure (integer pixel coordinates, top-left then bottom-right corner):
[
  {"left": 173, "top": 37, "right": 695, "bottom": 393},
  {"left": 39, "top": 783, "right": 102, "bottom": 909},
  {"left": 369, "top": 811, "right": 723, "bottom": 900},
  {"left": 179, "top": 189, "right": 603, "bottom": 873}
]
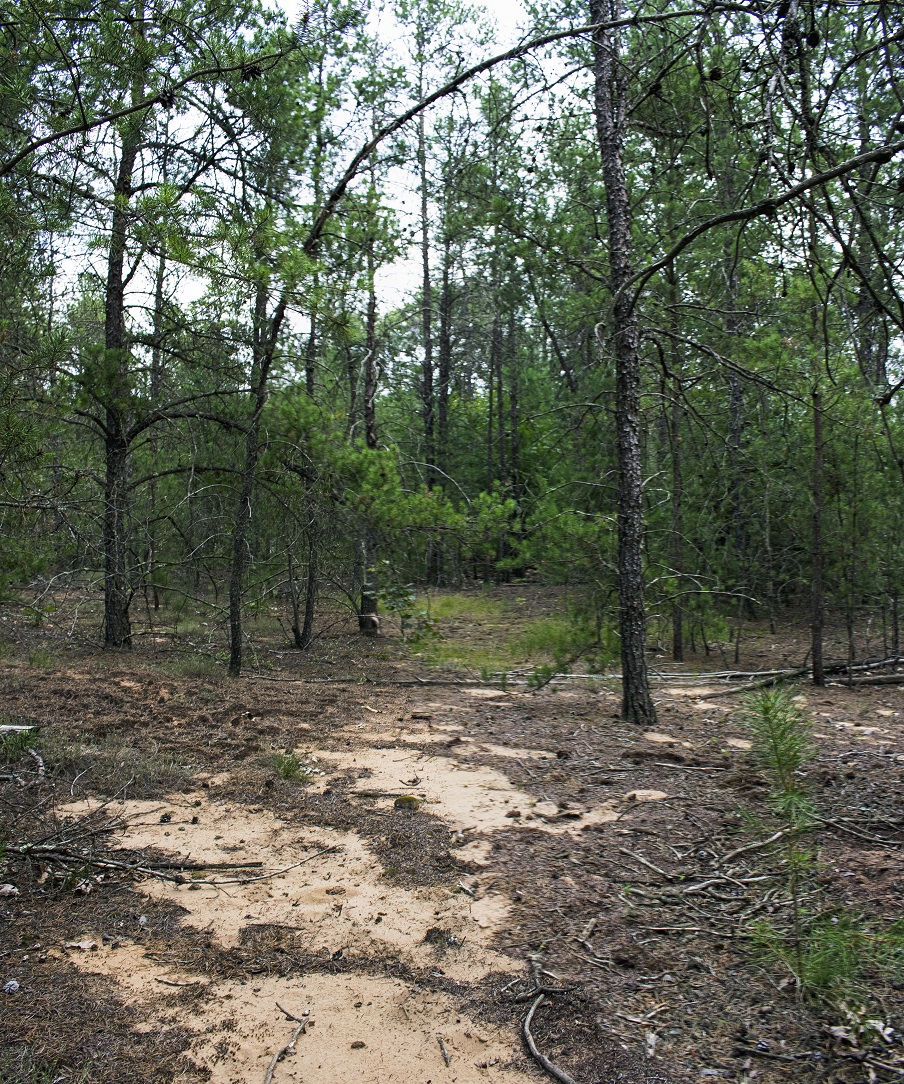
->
[
  {"left": 0, "top": 728, "right": 32, "bottom": 764},
  {"left": 26, "top": 647, "right": 54, "bottom": 669},
  {"left": 380, "top": 582, "right": 439, "bottom": 643},
  {"left": 21, "top": 599, "right": 55, "bottom": 627},
  {"left": 268, "top": 751, "right": 312, "bottom": 782},
  {"left": 741, "top": 687, "right": 816, "bottom": 984}
]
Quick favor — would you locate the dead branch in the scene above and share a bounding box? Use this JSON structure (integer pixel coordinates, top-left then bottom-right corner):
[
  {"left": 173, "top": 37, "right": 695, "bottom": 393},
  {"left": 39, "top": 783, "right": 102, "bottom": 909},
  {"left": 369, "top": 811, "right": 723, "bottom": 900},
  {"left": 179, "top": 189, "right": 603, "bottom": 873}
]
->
[
  {"left": 263, "top": 1017, "right": 308, "bottom": 1084},
  {"left": 523, "top": 995, "right": 579, "bottom": 1084}
]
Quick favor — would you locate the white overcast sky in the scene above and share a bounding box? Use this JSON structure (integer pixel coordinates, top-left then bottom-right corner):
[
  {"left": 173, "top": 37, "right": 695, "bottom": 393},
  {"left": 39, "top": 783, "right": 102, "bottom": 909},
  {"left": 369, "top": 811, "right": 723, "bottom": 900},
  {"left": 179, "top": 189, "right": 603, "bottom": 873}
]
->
[
  {"left": 275, "top": 0, "right": 532, "bottom": 307},
  {"left": 277, "top": 1, "right": 531, "bottom": 48}
]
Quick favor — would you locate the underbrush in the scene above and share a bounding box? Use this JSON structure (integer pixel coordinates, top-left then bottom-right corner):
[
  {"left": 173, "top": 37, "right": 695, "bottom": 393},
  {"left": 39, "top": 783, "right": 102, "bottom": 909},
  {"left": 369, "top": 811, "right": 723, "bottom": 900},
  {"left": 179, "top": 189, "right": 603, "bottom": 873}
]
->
[
  {"left": 35, "top": 731, "right": 193, "bottom": 797},
  {"left": 742, "top": 687, "right": 904, "bottom": 1006},
  {"left": 415, "top": 597, "right": 613, "bottom": 680}
]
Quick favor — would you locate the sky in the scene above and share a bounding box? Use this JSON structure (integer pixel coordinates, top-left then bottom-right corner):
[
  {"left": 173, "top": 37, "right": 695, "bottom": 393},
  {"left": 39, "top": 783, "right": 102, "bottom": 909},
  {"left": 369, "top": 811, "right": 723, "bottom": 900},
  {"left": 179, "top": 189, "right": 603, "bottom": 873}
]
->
[{"left": 275, "top": 0, "right": 534, "bottom": 307}]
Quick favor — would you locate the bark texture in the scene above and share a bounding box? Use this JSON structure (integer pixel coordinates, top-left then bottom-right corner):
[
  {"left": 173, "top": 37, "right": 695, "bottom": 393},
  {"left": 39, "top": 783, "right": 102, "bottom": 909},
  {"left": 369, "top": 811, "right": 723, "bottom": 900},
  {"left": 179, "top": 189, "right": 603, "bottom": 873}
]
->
[
  {"left": 591, "top": 0, "right": 656, "bottom": 725},
  {"left": 102, "top": 119, "right": 141, "bottom": 649}
]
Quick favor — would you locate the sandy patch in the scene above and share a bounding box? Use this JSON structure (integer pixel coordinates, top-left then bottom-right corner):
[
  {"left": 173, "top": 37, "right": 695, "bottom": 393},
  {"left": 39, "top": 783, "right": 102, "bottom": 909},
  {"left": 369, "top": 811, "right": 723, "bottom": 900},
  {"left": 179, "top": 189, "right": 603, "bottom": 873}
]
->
[
  {"left": 643, "top": 731, "right": 695, "bottom": 750},
  {"left": 390, "top": 729, "right": 554, "bottom": 761},
  {"left": 60, "top": 796, "right": 513, "bottom": 981},
  {"left": 318, "top": 746, "right": 619, "bottom": 833},
  {"left": 59, "top": 943, "right": 531, "bottom": 1083},
  {"left": 452, "top": 840, "right": 494, "bottom": 866},
  {"left": 725, "top": 738, "right": 752, "bottom": 750},
  {"left": 664, "top": 686, "right": 720, "bottom": 698},
  {"left": 625, "top": 789, "right": 669, "bottom": 803}
]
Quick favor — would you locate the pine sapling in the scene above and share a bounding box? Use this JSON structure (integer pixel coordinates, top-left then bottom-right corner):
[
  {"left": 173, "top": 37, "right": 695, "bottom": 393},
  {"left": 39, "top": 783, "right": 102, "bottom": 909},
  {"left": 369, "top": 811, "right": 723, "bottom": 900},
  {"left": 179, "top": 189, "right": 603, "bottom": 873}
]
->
[{"left": 742, "top": 687, "right": 816, "bottom": 982}]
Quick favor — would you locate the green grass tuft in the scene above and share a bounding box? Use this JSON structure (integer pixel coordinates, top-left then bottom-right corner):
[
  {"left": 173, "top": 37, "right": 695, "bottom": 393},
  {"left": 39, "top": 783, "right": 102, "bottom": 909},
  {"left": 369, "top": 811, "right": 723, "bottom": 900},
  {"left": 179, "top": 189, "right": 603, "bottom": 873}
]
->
[{"left": 270, "top": 751, "right": 313, "bottom": 782}]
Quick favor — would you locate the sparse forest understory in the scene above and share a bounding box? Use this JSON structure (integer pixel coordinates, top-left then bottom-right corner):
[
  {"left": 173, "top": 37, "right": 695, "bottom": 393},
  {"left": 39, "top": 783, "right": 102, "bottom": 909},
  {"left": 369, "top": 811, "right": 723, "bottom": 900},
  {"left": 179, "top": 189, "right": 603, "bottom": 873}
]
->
[
  {"left": 5, "top": 3, "right": 904, "bottom": 1080},
  {"left": 3, "top": 0, "right": 904, "bottom": 718}
]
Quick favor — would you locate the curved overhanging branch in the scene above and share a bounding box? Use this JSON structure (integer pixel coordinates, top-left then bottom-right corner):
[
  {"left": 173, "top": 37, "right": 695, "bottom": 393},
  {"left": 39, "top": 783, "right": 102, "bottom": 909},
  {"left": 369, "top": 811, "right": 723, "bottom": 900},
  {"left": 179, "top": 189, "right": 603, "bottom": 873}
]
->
[
  {"left": 619, "top": 139, "right": 904, "bottom": 311},
  {"left": 0, "top": 48, "right": 296, "bottom": 178},
  {"left": 300, "top": 7, "right": 723, "bottom": 257}
]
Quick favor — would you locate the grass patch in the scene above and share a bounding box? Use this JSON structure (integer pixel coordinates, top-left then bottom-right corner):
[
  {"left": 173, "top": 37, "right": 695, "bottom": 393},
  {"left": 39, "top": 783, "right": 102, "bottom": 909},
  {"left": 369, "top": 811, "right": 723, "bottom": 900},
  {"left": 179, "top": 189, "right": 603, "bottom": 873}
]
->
[
  {"left": 27, "top": 647, "right": 55, "bottom": 669},
  {"left": 510, "top": 615, "right": 587, "bottom": 659},
  {"left": 421, "top": 593, "right": 507, "bottom": 621},
  {"left": 36, "top": 731, "right": 193, "bottom": 797},
  {"left": 418, "top": 638, "right": 517, "bottom": 673},
  {"left": 263, "top": 751, "right": 313, "bottom": 782},
  {"left": 416, "top": 598, "right": 606, "bottom": 677},
  {"left": 0, "top": 1052, "right": 90, "bottom": 1083},
  {"left": 0, "top": 727, "right": 34, "bottom": 764},
  {"left": 159, "top": 654, "right": 223, "bottom": 680}
]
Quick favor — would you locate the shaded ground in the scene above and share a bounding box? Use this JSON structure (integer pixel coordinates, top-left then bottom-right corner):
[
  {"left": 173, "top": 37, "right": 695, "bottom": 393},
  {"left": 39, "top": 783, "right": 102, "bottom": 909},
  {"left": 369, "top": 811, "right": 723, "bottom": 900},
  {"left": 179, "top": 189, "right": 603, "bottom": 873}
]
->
[{"left": 0, "top": 587, "right": 902, "bottom": 1083}]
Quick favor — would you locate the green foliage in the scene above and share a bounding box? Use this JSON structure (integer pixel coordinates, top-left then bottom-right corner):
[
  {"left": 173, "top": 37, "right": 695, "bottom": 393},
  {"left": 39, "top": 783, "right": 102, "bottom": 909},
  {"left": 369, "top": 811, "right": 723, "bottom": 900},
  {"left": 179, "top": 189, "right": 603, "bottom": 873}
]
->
[
  {"left": 752, "top": 914, "right": 904, "bottom": 1001},
  {"left": 741, "top": 688, "right": 816, "bottom": 829},
  {"left": 266, "top": 751, "right": 313, "bottom": 782},
  {"left": 0, "top": 728, "right": 32, "bottom": 764},
  {"left": 379, "top": 578, "right": 438, "bottom": 642}
]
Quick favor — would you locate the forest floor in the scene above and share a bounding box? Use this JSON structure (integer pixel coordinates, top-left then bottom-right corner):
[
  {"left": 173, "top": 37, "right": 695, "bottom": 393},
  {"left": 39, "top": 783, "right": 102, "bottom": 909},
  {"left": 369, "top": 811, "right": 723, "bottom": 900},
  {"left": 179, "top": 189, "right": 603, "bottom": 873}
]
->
[{"left": 0, "top": 585, "right": 903, "bottom": 1084}]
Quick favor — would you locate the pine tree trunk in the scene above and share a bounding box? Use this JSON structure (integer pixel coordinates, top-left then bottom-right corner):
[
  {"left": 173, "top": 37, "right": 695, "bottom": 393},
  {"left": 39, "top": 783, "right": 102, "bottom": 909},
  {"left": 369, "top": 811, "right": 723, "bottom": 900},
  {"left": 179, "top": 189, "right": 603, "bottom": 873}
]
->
[
  {"left": 102, "top": 121, "right": 141, "bottom": 649},
  {"left": 811, "top": 387, "right": 825, "bottom": 686},
  {"left": 227, "top": 282, "right": 285, "bottom": 677},
  {"left": 591, "top": 0, "right": 655, "bottom": 725},
  {"left": 359, "top": 240, "right": 380, "bottom": 635}
]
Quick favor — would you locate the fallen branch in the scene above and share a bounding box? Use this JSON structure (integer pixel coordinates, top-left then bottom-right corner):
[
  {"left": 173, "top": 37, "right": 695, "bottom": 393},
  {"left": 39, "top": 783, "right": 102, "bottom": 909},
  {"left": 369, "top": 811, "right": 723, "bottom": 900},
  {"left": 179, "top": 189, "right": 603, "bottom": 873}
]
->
[
  {"left": 263, "top": 1015, "right": 308, "bottom": 1084},
  {"left": 695, "top": 668, "right": 809, "bottom": 698},
  {"left": 715, "top": 829, "right": 790, "bottom": 866},
  {"left": 437, "top": 1035, "right": 451, "bottom": 1066},
  {"left": 821, "top": 819, "right": 904, "bottom": 846},
  {"left": 523, "top": 995, "right": 579, "bottom": 1084},
  {"left": 618, "top": 848, "right": 673, "bottom": 880},
  {"left": 9, "top": 844, "right": 337, "bottom": 886}
]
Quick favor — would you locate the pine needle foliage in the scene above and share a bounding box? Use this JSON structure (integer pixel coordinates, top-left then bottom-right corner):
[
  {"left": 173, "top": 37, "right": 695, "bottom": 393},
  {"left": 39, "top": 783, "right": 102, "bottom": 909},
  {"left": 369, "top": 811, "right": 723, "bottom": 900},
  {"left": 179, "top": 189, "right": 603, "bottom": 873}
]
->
[{"left": 741, "top": 688, "right": 816, "bottom": 830}]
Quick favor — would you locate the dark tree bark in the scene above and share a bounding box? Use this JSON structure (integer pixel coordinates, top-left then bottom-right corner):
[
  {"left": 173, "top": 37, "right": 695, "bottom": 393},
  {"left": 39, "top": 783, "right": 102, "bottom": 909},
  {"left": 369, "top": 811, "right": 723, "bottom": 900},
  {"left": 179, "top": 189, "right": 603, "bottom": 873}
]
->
[
  {"left": 591, "top": 0, "right": 656, "bottom": 725},
  {"left": 102, "top": 118, "right": 142, "bottom": 650},
  {"left": 227, "top": 282, "right": 286, "bottom": 676},
  {"left": 437, "top": 235, "right": 453, "bottom": 476},
  {"left": 418, "top": 111, "right": 436, "bottom": 492},
  {"left": 359, "top": 237, "right": 380, "bottom": 636},
  {"left": 811, "top": 387, "right": 825, "bottom": 686}
]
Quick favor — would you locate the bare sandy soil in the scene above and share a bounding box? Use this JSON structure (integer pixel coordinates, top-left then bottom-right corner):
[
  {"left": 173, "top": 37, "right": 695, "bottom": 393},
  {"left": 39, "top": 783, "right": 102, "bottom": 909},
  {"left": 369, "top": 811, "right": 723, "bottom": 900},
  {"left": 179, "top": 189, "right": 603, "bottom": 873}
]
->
[{"left": 1, "top": 592, "right": 903, "bottom": 1084}]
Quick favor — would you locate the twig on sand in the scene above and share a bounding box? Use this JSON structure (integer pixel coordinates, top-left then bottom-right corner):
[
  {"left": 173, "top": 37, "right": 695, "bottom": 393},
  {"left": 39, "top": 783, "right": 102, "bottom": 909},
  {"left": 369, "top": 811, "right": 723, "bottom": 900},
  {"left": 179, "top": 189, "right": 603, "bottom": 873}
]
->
[
  {"left": 263, "top": 1016, "right": 308, "bottom": 1084},
  {"left": 523, "top": 994, "right": 579, "bottom": 1084},
  {"left": 437, "top": 1035, "right": 452, "bottom": 1066},
  {"left": 190, "top": 847, "right": 339, "bottom": 887}
]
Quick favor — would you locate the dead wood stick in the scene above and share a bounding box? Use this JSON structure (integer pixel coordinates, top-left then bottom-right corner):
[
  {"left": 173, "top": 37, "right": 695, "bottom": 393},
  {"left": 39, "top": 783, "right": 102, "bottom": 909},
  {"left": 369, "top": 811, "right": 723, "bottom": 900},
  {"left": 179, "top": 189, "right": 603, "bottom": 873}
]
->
[
  {"left": 190, "top": 847, "right": 339, "bottom": 886},
  {"left": 263, "top": 1019, "right": 308, "bottom": 1084},
  {"left": 26, "top": 748, "right": 44, "bottom": 777},
  {"left": 437, "top": 1035, "right": 451, "bottom": 1066},
  {"left": 840, "top": 674, "right": 904, "bottom": 686},
  {"left": 523, "top": 995, "right": 579, "bottom": 1084},
  {"left": 618, "top": 849, "right": 673, "bottom": 880},
  {"left": 653, "top": 762, "right": 727, "bottom": 772},
  {"left": 821, "top": 819, "right": 904, "bottom": 846},
  {"left": 695, "top": 668, "right": 809, "bottom": 699},
  {"left": 13, "top": 846, "right": 336, "bottom": 886},
  {"left": 715, "top": 829, "right": 789, "bottom": 866}
]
